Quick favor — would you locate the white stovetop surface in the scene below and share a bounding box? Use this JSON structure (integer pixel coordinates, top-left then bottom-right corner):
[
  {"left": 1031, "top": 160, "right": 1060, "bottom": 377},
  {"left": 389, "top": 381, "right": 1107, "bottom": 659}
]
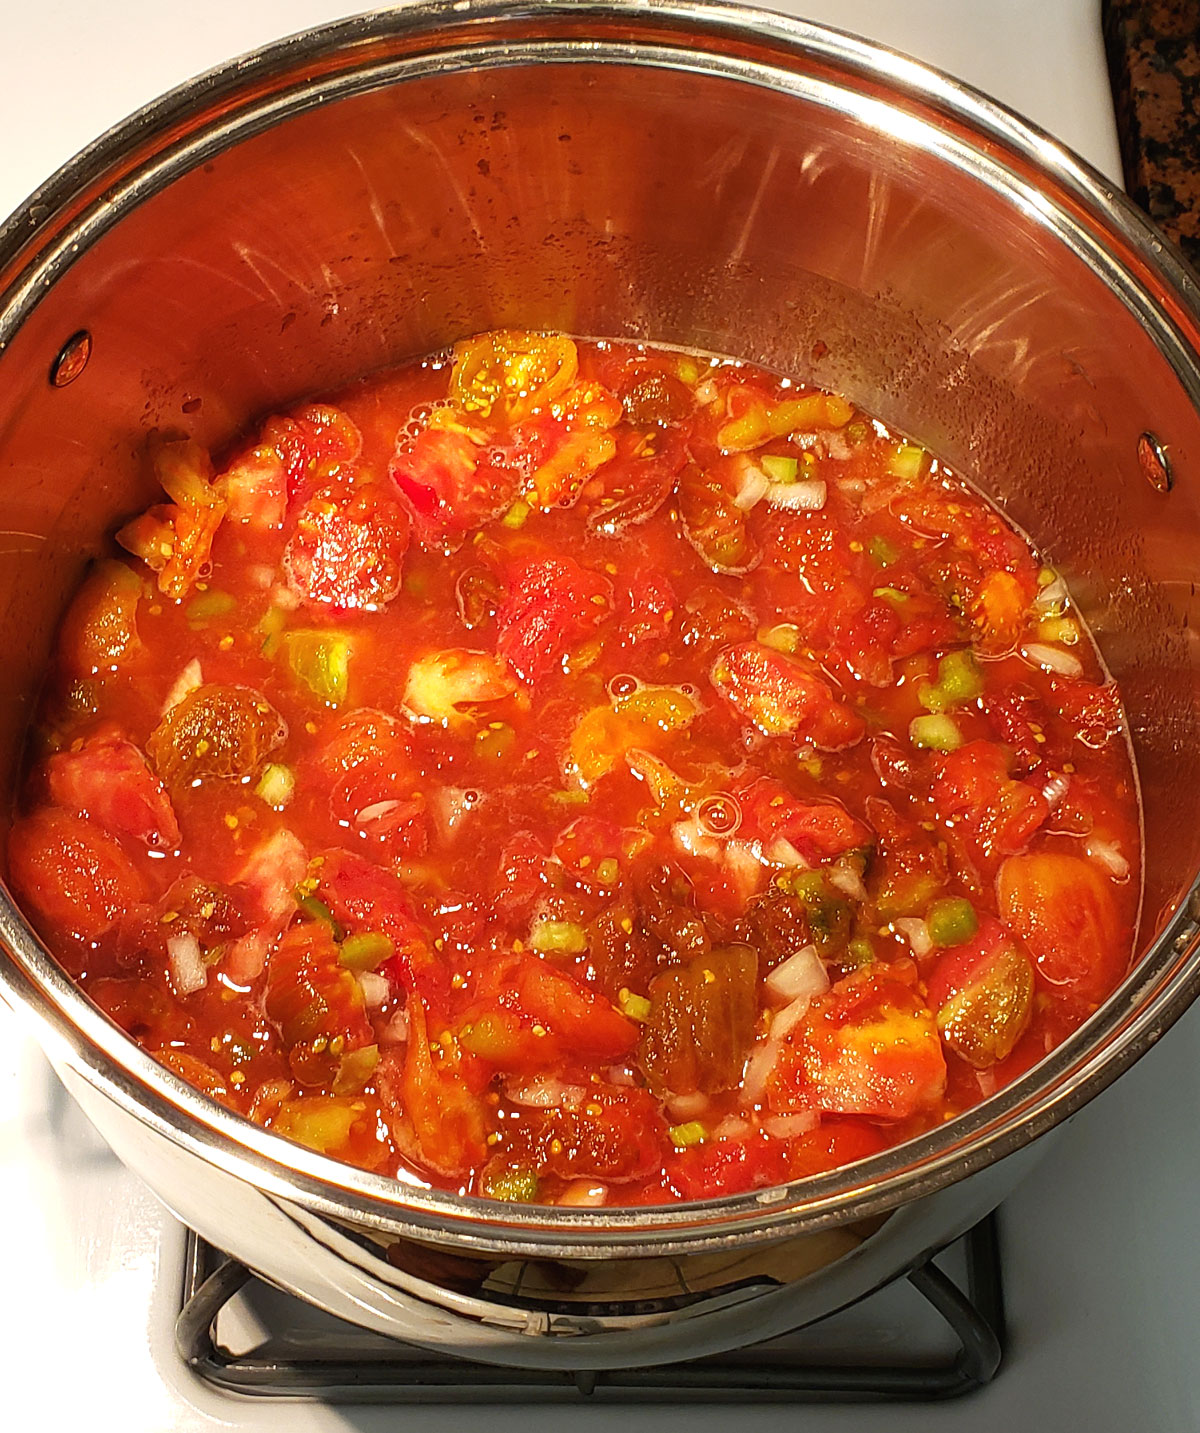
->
[{"left": 3, "top": 3, "right": 1198, "bottom": 1430}]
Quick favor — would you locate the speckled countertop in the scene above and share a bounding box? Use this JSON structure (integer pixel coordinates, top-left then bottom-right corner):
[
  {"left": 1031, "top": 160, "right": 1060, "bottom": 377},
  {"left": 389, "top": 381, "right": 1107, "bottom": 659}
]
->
[{"left": 1104, "top": 0, "right": 1200, "bottom": 262}]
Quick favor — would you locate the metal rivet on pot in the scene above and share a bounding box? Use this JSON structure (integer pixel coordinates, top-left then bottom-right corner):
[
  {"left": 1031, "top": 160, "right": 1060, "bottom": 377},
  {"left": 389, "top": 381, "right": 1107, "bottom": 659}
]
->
[
  {"left": 1138, "top": 431, "right": 1172, "bottom": 493},
  {"left": 49, "top": 330, "right": 92, "bottom": 388}
]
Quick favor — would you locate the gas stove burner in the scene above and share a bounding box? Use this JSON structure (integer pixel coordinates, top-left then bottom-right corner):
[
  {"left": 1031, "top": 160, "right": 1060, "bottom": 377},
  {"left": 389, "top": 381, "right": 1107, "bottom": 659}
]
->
[{"left": 175, "top": 1215, "right": 1004, "bottom": 1403}]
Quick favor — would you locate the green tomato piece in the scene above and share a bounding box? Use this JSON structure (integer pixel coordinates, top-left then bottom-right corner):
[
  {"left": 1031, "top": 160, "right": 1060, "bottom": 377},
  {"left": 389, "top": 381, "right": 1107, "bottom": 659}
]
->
[
  {"left": 481, "top": 1166, "right": 540, "bottom": 1202},
  {"left": 669, "top": 1120, "right": 708, "bottom": 1148},
  {"left": 338, "top": 931, "right": 395, "bottom": 972},
  {"left": 283, "top": 629, "right": 352, "bottom": 704},
  {"left": 761, "top": 454, "right": 798, "bottom": 484},
  {"left": 927, "top": 897, "right": 979, "bottom": 949},
  {"left": 529, "top": 920, "right": 588, "bottom": 955},
  {"left": 909, "top": 713, "right": 963, "bottom": 752}
]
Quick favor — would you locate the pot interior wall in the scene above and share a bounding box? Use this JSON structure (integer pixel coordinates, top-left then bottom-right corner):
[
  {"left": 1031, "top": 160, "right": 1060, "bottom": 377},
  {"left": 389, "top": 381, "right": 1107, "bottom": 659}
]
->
[{"left": 0, "top": 52, "right": 1197, "bottom": 969}]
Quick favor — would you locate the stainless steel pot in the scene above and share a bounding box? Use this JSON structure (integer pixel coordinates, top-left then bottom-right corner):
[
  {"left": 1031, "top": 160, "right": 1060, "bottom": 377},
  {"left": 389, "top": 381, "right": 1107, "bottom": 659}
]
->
[{"left": 1, "top": 0, "right": 1199, "bottom": 1371}]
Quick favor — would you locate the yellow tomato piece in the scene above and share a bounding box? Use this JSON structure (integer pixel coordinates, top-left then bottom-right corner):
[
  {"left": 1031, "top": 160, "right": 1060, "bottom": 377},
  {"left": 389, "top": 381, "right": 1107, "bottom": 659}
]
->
[
  {"left": 448, "top": 330, "right": 579, "bottom": 424},
  {"left": 404, "top": 648, "right": 517, "bottom": 726},
  {"left": 566, "top": 686, "right": 699, "bottom": 788},
  {"left": 529, "top": 427, "right": 617, "bottom": 508}
]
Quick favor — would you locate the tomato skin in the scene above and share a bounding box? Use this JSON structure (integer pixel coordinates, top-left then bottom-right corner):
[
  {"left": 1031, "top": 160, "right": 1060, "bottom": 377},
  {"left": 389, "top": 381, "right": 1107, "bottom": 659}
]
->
[
  {"left": 586, "top": 427, "right": 687, "bottom": 536},
  {"left": 264, "top": 403, "right": 363, "bottom": 502},
  {"left": 933, "top": 741, "right": 1049, "bottom": 871},
  {"left": 57, "top": 560, "right": 143, "bottom": 675},
  {"left": 283, "top": 484, "right": 411, "bottom": 611},
  {"left": 309, "top": 709, "right": 427, "bottom": 857},
  {"left": 997, "top": 851, "right": 1127, "bottom": 1003},
  {"left": 496, "top": 556, "right": 613, "bottom": 685},
  {"left": 45, "top": 730, "right": 180, "bottom": 849},
  {"left": 9, "top": 807, "right": 148, "bottom": 951},
  {"left": 377, "top": 1000, "right": 488, "bottom": 1181},
  {"left": 619, "top": 569, "right": 676, "bottom": 645},
  {"left": 711, "top": 642, "right": 865, "bottom": 749}
]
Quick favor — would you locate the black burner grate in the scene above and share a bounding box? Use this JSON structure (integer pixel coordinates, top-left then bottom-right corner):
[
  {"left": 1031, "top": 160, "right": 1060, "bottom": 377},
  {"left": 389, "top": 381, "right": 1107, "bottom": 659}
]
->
[{"left": 175, "top": 1213, "right": 1004, "bottom": 1403}]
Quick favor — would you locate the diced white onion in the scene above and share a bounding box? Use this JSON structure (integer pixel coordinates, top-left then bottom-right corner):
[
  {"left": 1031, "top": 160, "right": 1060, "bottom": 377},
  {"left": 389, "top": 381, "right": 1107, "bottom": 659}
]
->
[
  {"left": 604, "top": 1065, "right": 636, "bottom": 1088},
  {"left": 766, "top": 836, "right": 809, "bottom": 869},
  {"left": 894, "top": 917, "right": 933, "bottom": 958},
  {"left": 1042, "top": 772, "right": 1071, "bottom": 810},
  {"left": 1021, "top": 643, "right": 1083, "bottom": 679},
  {"left": 762, "top": 1111, "right": 819, "bottom": 1140},
  {"left": 732, "top": 460, "right": 770, "bottom": 511},
  {"left": 357, "top": 971, "right": 389, "bottom": 1007},
  {"left": 1087, "top": 836, "right": 1130, "bottom": 879},
  {"left": 713, "top": 1116, "right": 752, "bottom": 1141},
  {"left": 765, "top": 478, "right": 827, "bottom": 511},
  {"left": 724, "top": 838, "right": 768, "bottom": 898},
  {"left": 505, "top": 1077, "right": 587, "bottom": 1110},
  {"left": 827, "top": 858, "right": 868, "bottom": 904},
  {"left": 247, "top": 563, "right": 275, "bottom": 590},
  {"left": 821, "top": 431, "right": 852, "bottom": 462},
  {"left": 694, "top": 379, "right": 720, "bottom": 405},
  {"left": 672, "top": 814, "right": 721, "bottom": 861},
  {"left": 167, "top": 933, "right": 207, "bottom": 996},
  {"left": 378, "top": 1008, "right": 409, "bottom": 1047},
  {"left": 742, "top": 1040, "right": 781, "bottom": 1102},
  {"left": 558, "top": 1180, "right": 608, "bottom": 1207},
  {"left": 1035, "top": 574, "right": 1069, "bottom": 610},
  {"left": 771, "top": 992, "right": 820, "bottom": 1039},
  {"left": 765, "top": 946, "right": 829, "bottom": 1006},
  {"left": 161, "top": 658, "right": 203, "bottom": 715},
  {"left": 667, "top": 1091, "right": 712, "bottom": 1121},
  {"left": 270, "top": 582, "right": 302, "bottom": 611}
]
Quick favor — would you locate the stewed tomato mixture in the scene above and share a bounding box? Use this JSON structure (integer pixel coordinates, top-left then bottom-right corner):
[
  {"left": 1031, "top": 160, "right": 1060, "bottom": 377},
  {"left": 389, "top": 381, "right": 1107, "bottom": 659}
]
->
[{"left": 8, "top": 331, "right": 1140, "bottom": 1206}]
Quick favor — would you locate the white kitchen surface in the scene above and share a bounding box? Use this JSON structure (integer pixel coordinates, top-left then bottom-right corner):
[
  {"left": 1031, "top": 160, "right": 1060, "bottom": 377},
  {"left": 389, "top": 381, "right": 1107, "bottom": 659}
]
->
[{"left": 2, "top": 3, "right": 1196, "bottom": 1431}]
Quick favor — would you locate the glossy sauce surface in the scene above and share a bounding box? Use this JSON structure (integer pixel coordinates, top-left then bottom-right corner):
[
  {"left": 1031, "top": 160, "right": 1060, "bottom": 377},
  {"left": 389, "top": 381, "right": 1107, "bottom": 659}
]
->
[{"left": 9, "top": 333, "right": 1140, "bottom": 1206}]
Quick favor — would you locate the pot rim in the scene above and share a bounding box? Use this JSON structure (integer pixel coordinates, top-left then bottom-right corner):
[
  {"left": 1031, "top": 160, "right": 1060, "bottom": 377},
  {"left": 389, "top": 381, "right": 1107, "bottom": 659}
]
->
[{"left": 2, "top": 0, "right": 1199, "bottom": 1259}]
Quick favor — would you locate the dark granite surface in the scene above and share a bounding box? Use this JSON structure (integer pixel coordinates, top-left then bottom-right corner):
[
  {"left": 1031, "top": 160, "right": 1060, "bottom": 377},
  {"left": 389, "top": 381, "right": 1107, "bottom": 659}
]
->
[{"left": 1104, "top": 0, "right": 1200, "bottom": 264}]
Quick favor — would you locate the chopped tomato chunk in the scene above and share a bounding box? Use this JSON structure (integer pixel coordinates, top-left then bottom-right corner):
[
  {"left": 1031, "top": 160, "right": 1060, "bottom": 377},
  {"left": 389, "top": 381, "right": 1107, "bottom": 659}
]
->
[
  {"left": 496, "top": 556, "right": 613, "bottom": 685},
  {"left": 45, "top": 730, "right": 179, "bottom": 849},
  {"left": 9, "top": 806, "right": 148, "bottom": 950},
  {"left": 933, "top": 741, "right": 1048, "bottom": 871},
  {"left": 283, "top": 484, "right": 410, "bottom": 610},
  {"left": 710, "top": 642, "right": 865, "bottom": 749},
  {"left": 774, "top": 968, "right": 947, "bottom": 1120}
]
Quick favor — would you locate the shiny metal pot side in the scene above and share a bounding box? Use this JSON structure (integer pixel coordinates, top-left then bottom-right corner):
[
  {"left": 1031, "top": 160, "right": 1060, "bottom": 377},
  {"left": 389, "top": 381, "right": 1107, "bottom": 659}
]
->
[{"left": 0, "top": 0, "right": 1198, "bottom": 1368}]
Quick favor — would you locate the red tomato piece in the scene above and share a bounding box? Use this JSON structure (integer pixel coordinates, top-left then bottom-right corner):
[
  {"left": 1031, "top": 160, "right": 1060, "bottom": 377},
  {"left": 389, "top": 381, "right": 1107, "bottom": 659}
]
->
[
  {"left": 997, "top": 851, "right": 1128, "bottom": 1003},
  {"left": 283, "top": 484, "right": 411, "bottom": 611},
  {"left": 1053, "top": 679, "right": 1125, "bottom": 752},
  {"left": 309, "top": 709, "right": 427, "bottom": 857},
  {"left": 391, "top": 426, "right": 517, "bottom": 534},
  {"left": 264, "top": 403, "right": 363, "bottom": 501},
  {"left": 773, "top": 968, "right": 947, "bottom": 1120},
  {"left": 537, "top": 1085, "right": 667, "bottom": 1183},
  {"left": 8, "top": 806, "right": 148, "bottom": 949},
  {"left": 677, "top": 459, "right": 761, "bottom": 574},
  {"left": 933, "top": 741, "right": 1049, "bottom": 871},
  {"left": 983, "top": 683, "right": 1058, "bottom": 777},
  {"left": 738, "top": 775, "right": 871, "bottom": 862},
  {"left": 785, "top": 1119, "right": 890, "bottom": 1178},
  {"left": 496, "top": 556, "right": 614, "bottom": 685},
  {"left": 56, "top": 560, "right": 144, "bottom": 676},
  {"left": 665, "top": 1130, "right": 792, "bottom": 1200},
  {"left": 45, "top": 730, "right": 180, "bottom": 850},
  {"left": 710, "top": 642, "right": 865, "bottom": 749}
]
